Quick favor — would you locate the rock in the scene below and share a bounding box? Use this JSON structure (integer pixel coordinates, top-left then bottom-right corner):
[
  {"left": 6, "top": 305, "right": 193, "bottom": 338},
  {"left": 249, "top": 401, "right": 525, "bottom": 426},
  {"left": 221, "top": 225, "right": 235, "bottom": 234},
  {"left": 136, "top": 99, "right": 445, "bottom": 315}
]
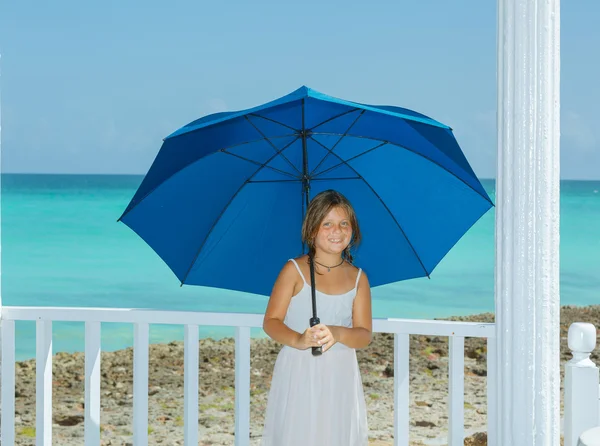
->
[
  {"left": 414, "top": 420, "right": 437, "bottom": 427},
  {"left": 53, "top": 415, "right": 84, "bottom": 426},
  {"left": 470, "top": 367, "right": 487, "bottom": 377},
  {"left": 466, "top": 347, "right": 486, "bottom": 361},
  {"left": 415, "top": 401, "right": 433, "bottom": 407},
  {"left": 464, "top": 432, "right": 487, "bottom": 445},
  {"left": 426, "top": 362, "right": 439, "bottom": 371}
]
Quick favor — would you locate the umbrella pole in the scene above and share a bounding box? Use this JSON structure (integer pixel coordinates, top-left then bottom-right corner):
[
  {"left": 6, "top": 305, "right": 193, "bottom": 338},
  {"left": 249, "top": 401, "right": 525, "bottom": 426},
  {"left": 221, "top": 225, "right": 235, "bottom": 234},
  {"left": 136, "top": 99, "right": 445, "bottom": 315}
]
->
[{"left": 301, "top": 99, "right": 322, "bottom": 357}]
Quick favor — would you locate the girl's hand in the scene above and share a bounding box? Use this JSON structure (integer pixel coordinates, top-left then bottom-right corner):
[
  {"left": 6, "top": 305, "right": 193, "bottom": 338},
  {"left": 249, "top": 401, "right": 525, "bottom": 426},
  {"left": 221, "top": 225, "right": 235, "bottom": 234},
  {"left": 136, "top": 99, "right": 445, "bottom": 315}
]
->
[
  {"left": 313, "top": 324, "right": 338, "bottom": 352},
  {"left": 294, "top": 326, "right": 321, "bottom": 350}
]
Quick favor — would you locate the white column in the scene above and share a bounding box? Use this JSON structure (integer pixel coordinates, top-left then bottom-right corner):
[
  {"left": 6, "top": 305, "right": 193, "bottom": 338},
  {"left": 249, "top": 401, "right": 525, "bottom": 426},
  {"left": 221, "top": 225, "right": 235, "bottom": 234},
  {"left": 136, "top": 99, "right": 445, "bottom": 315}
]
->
[
  {"left": 0, "top": 52, "right": 4, "bottom": 435},
  {"left": 0, "top": 54, "right": 3, "bottom": 314},
  {"left": 496, "top": 1, "right": 561, "bottom": 445}
]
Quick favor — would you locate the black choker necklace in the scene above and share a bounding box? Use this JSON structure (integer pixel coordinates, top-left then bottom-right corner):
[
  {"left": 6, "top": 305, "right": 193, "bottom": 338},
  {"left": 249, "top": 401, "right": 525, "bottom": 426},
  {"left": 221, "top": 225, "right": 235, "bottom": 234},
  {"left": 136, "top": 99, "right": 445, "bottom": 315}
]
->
[{"left": 313, "top": 258, "right": 344, "bottom": 272}]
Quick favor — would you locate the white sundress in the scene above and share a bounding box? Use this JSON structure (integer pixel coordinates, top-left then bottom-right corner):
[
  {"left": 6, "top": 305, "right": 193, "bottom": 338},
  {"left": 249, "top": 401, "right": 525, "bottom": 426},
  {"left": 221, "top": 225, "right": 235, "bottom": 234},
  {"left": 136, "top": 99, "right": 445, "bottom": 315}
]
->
[{"left": 261, "top": 259, "right": 368, "bottom": 446}]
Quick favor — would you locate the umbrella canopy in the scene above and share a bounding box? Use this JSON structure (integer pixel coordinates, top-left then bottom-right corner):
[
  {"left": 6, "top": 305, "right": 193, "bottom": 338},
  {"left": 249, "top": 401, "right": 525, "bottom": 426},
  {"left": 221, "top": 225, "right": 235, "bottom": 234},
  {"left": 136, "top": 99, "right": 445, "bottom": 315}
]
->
[{"left": 119, "top": 86, "right": 493, "bottom": 296}]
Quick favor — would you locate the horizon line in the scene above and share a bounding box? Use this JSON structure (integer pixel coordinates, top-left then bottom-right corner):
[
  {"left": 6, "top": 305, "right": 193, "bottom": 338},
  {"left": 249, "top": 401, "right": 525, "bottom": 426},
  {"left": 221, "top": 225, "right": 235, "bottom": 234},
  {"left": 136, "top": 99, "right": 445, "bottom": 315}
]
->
[{"left": 2, "top": 172, "right": 600, "bottom": 182}]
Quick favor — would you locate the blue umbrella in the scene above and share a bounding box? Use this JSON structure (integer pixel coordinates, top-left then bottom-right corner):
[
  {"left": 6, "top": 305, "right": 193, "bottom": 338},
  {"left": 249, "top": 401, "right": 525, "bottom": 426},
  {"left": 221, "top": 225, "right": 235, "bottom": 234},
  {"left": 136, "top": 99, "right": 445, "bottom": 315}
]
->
[{"left": 119, "top": 86, "right": 493, "bottom": 299}]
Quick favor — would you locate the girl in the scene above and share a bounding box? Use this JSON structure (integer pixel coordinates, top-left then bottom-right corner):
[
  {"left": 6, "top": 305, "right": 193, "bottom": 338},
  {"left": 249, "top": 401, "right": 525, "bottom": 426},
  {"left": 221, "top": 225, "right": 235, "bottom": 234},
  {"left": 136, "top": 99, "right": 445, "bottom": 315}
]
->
[{"left": 261, "top": 189, "right": 372, "bottom": 446}]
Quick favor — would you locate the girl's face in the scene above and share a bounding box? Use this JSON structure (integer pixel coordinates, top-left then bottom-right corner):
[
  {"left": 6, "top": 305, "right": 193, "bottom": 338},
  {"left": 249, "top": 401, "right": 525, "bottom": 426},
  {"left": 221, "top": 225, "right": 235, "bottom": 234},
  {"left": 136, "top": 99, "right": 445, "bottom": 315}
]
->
[{"left": 314, "top": 206, "right": 353, "bottom": 256}]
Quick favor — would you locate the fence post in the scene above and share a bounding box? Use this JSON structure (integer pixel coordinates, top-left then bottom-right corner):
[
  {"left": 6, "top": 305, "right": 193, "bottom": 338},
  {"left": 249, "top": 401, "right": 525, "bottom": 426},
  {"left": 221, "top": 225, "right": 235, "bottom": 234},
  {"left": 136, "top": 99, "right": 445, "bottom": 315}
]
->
[{"left": 564, "top": 322, "right": 599, "bottom": 446}]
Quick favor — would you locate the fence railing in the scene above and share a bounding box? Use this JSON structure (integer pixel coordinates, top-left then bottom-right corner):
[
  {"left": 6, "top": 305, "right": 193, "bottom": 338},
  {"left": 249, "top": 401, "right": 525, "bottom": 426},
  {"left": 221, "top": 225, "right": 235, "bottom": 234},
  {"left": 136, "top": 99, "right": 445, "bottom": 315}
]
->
[
  {"left": 0, "top": 306, "right": 497, "bottom": 446},
  {"left": 564, "top": 322, "right": 600, "bottom": 446}
]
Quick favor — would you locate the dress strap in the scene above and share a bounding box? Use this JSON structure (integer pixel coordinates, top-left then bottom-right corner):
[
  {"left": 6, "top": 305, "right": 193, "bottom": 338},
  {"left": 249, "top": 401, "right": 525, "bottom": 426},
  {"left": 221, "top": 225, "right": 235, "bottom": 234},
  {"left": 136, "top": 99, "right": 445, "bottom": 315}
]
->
[
  {"left": 355, "top": 268, "right": 363, "bottom": 288},
  {"left": 289, "top": 259, "right": 307, "bottom": 284}
]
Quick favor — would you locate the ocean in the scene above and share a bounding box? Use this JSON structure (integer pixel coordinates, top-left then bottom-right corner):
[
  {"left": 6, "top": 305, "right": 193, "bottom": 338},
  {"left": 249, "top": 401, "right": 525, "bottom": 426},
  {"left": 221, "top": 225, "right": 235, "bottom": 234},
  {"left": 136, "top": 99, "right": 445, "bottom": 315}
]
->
[{"left": 2, "top": 174, "right": 599, "bottom": 360}]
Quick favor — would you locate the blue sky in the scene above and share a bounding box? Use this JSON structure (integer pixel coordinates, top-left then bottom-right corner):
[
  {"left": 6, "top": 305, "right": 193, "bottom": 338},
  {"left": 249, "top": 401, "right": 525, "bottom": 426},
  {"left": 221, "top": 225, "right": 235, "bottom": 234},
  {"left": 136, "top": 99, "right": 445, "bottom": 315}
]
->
[{"left": 1, "top": 1, "right": 598, "bottom": 179}]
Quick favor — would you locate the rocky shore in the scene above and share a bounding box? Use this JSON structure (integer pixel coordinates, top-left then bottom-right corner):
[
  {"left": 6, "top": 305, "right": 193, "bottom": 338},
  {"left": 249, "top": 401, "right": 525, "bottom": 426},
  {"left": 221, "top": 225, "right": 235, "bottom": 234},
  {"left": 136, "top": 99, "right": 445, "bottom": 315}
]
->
[{"left": 8, "top": 305, "right": 599, "bottom": 445}]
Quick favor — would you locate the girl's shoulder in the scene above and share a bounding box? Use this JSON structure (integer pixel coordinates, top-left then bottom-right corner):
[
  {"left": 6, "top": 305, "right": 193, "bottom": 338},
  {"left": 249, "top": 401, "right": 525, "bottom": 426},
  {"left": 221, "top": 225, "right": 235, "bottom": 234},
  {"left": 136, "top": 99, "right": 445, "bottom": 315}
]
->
[
  {"left": 343, "top": 262, "right": 367, "bottom": 288},
  {"left": 343, "top": 260, "right": 361, "bottom": 273},
  {"left": 346, "top": 260, "right": 360, "bottom": 270},
  {"left": 282, "top": 256, "right": 308, "bottom": 295},
  {"left": 288, "top": 255, "right": 309, "bottom": 277},
  {"left": 287, "top": 255, "right": 312, "bottom": 273},
  {"left": 291, "top": 254, "right": 309, "bottom": 264},
  {"left": 280, "top": 256, "right": 308, "bottom": 282}
]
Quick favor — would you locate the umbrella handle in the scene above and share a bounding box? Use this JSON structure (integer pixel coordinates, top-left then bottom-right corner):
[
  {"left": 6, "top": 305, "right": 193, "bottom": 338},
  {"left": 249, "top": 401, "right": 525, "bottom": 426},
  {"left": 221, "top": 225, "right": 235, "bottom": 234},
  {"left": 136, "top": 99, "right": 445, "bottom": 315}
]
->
[
  {"left": 308, "top": 255, "right": 322, "bottom": 356},
  {"left": 310, "top": 317, "right": 322, "bottom": 356}
]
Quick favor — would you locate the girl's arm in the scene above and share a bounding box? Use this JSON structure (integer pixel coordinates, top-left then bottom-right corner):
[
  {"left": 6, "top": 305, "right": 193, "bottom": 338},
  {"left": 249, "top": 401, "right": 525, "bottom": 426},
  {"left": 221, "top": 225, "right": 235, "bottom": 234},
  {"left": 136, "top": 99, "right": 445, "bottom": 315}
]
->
[
  {"left": 263, "top": 262, "right": 320, "bottom": 350},
  {"left": 319, "top": 271, "right": 373, "bottom": 350}
]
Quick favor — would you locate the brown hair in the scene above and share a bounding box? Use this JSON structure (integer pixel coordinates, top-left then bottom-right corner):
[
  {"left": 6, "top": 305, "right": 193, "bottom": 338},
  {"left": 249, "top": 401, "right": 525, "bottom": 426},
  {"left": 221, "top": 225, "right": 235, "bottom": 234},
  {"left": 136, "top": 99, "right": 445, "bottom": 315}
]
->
[{"left": 301, "top": 189, "right": 361, "bottom": 263}]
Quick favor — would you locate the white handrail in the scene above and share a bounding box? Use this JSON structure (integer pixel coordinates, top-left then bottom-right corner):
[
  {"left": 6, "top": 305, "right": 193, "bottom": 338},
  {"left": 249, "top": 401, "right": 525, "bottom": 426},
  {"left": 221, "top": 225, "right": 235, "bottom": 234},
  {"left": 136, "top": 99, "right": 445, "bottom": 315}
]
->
[
  {"left": 0, "top": 306, "right": 495, "bottom": 337},
  {"left": 0, "top": 306, "right": 496, "bottom": 446}
]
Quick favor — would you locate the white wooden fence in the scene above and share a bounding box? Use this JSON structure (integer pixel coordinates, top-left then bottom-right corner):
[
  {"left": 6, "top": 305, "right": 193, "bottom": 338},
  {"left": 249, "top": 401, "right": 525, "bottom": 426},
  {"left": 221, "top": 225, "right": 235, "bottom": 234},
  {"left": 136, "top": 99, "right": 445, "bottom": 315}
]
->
[
  {"left": 0, "top": 306, "right": 496, "bottom": 445},
  {"left": 564, "top": 322, "right": 600, "bottom": 446}
]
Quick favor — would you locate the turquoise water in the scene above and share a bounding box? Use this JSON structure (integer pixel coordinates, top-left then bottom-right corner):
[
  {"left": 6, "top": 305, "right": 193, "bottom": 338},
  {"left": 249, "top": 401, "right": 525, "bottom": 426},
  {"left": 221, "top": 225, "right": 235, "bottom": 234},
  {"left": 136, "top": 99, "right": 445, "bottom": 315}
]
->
[{"left": 2, "top": 174, "right": 599, "bottom": 359}]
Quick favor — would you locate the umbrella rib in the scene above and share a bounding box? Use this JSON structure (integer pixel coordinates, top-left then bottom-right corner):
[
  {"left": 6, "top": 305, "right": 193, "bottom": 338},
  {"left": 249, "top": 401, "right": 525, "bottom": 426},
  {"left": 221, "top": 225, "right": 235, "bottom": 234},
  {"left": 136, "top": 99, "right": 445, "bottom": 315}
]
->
[
  {"left": 117, "top": 134, "right": 299, "bottom": 221},
  {"left": 311, "top": 132, "right": 493, "bottom": 206},
  {"left": 309, "top": 136, "right": 431, "bottom": 278},
  {"left": 248, "top": 179, "right": 301, "bottom": 183},
  {"left": 180, "top": 136, "right": 301, "bottom": 284},
  {"left": 248, "top": 113, "right": 299, "bottom": 132},
  {"left": 221, "top": 150, "right": 299, "bottom": 180},
  {"left": 244, "top": 116, "right": 302, "bottom": 176},
  {"left": 309, "top": 108, "right": 362, "bottom": 131},
  {"left": 312, "top": 141, "right": 388, "bottom": 178},
  {"left": 311, "top": 176, "right": 362, "bottom": 181},
  {"left": 309, "top": 110, "right": 366, "bottom": 176},
  {"left": 223, "top": 133, "right": 298, "bottom": 151}
]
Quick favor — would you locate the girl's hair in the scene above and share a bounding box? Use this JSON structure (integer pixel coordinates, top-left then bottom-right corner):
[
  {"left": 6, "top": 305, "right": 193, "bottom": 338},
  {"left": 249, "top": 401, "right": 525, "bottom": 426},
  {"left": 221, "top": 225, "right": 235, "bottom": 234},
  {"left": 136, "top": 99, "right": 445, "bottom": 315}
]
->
[{"left": 301, "top": 189, "right": 362, "bottom": 264}]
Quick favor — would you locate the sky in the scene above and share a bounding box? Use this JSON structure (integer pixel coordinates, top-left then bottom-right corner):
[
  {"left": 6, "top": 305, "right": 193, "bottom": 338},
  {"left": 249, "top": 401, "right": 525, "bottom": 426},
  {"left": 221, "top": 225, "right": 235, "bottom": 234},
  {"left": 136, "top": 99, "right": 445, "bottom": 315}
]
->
[{"left": 0, "top": 1, "right": 598, "bottom": 180}]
